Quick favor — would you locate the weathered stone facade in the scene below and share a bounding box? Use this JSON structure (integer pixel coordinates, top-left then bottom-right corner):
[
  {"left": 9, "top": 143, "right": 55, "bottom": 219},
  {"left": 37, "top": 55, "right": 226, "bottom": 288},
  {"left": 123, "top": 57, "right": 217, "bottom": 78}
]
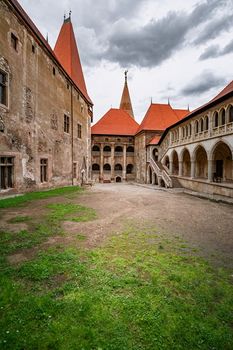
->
[{"left": 0, "top": 0, "right": 92, "bottom": 193}]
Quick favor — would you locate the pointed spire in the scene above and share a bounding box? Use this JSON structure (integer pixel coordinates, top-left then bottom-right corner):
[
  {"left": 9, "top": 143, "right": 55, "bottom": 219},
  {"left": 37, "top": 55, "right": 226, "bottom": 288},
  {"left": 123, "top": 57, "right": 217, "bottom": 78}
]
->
[
  {"left": 119, "top": 70, "right": 134, "bottom": 119},
  {"left": 54, "top": 16, "right": 91, "bottom": 103},
  {"left": 187, "top": 104, "right": 190, "bottom": 111}
]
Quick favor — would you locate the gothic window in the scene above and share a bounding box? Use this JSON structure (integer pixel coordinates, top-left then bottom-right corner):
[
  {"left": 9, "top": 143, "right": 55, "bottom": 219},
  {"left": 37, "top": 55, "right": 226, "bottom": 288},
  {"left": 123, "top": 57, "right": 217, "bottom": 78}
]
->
[
  {"left": 214, "top": 112, "right": 219, "bottom": 127},
  {"left": 77, "top": 123, "right": 82, "bottom": 139},
  {"left": 103, "top": 145, "right": 111, "bottom": 152},
  {"left": 115, "top": 146, "right": 123, "bottom": 153},
  {"left": 220, "top": 109, "right": 225, "bottom": 125},
  {"left": 0, "top": 70, "right": 7, "bottom": 106},
  {"left": 200, "top": 119, "right": 204, "bottom": 132},
  {"left": 40, "top": 159, "right": 48, "bottom": 182},
  {"left": 0, "top": 157, "right": 14, "bottom": 190},
  {"left": 114, "top": 164, "right": 122, "bottom": 171},
  {"left": 64, "top": 114, "right": 70, "bottom": 133},
  {"left": 127, "top": 146, "right": 134, "bottom": 153},
  {"left": 229, "top": 106, "right": 233, "bottom": 123},
  {"left": 92, "top": 145, "right": 100, "bottom": 152},
  {"left": 92, "top": 163, "right": 100, "bottom": 171},
  {"left": 103, "top": 163, "right": 111, "bottom": 171},
  {"left": 126, "top": 164, "right": 133, "bottom": 174},
  {"left": 195, "top": 120, "right": 199, "bottom": 134},
  {"left": 204, "top": 116, "right": 209, "bottom": 130}
]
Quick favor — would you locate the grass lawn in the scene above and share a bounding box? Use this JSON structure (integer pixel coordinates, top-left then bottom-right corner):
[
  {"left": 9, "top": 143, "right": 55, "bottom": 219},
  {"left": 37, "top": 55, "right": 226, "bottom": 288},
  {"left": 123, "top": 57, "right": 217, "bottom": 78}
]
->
[{"left": 0, "top": 187, "right": 232, "bottom": 349}]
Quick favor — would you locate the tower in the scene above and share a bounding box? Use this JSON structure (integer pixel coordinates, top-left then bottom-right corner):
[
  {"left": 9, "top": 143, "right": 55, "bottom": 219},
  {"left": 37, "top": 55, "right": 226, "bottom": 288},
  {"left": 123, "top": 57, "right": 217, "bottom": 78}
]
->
[{"left": 119, "top": 70, "right": 134, "bottom": 119}]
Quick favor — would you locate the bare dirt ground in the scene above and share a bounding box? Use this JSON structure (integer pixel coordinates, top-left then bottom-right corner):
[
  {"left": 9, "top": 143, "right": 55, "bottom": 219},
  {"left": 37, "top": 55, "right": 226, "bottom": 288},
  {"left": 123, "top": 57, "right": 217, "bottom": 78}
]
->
[{"left": 1, "top": 183, "right": 233, "bottom": 268}]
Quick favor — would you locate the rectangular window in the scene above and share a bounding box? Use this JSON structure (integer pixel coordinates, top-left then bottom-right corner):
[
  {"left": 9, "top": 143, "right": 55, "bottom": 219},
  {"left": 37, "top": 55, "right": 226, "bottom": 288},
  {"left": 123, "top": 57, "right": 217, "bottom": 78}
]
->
[
  {"left": 73, "top": 162, "right": 77, "bottom": 178},
  {"left": 11, "top": 33, "right": 18, "bottom": 51},
  {"left": 40, "top": 159, "right": 48, "bottom": 183},
  {"left": 64, "top": 114, "right": 70, "bottom": 133},
  {"left": 0, "top": 157, "right": 14, "bottom": 190},
  {"left": 77, "top": 123, "right": 82, "bottom": 139},
  {"left": 0, "top": 71, "right": 7, "bottom": 106}
]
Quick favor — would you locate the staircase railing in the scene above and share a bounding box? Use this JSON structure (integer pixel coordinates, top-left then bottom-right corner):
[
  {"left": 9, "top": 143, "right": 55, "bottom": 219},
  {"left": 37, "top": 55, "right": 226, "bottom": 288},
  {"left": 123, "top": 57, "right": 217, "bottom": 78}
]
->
[{"left": 149, "top": 157, "right": 173, "bottom": 188}]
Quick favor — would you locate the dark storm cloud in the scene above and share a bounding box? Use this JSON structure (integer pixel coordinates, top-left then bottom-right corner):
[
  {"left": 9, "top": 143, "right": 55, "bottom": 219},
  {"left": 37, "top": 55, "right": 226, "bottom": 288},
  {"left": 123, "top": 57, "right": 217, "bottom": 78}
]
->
[
  {"left": 94, "top": 0, "right": 227, "bottom": 68},
  {"left": 194, "top": 14, "right": 233, "bottom": 45},
  {"left": 199, "top": 39, "right": 233, "bottom": 60},
  {"left": 181, "top": 71, "right": 226, "bottom": 96}
]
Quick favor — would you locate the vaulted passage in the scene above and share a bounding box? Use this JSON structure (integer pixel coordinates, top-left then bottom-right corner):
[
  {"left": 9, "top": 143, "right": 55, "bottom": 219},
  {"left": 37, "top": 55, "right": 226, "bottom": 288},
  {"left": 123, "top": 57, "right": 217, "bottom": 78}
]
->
[
  {"left": 172, "top": 151, "right": 179, "bottom": 175},
  {"left": 212, "top": 142, "right": 233, "bottom": 182},
  {"left": 194, "top": 146, "right": 208, "bottom": 179},
  {"left": 182, "top": 150, "right": 191, "bottom": 177}
]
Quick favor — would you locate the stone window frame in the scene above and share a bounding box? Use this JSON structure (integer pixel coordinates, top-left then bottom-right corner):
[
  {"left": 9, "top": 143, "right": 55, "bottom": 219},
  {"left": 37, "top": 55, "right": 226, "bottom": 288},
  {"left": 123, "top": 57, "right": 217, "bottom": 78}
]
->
[
  {"left": 0, "top": 156, "right": 14, "bottom": 190},
  {"left": 64, "top": 114, "right": 70, "bottom": 134},
  {"left": 0, "top": 68, "right": 9, "bottom": 108},
  {"left": 77, "top": 123, "right": 82, "bottom": 139},
  {"left": 40, "top": 158, "right": 48, "bottom": 183},
  {"left": 11, "top": 32, "right": 18, "bottom": 51}
]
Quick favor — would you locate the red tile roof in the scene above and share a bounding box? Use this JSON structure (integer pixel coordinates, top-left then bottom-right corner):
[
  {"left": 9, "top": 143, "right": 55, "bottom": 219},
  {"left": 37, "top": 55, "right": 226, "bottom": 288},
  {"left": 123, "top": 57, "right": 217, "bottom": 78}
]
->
[
  {"left": 9, "top": 0, "right": 92, "bottom": 105},
  {"left": 54, "top": 19, "right": 91, "bottom": 103},
  {"left": 148, "top": 135, "right": 161, "bottom": 145},
  {"left": 210, "top": 80, "right": 233, "bottom": 103},
  {"left": 136, "top": 104, "right": 189, "bottom": 134},
  {"left": 91, "top": 108, "right": 139, "bottom": 136}
]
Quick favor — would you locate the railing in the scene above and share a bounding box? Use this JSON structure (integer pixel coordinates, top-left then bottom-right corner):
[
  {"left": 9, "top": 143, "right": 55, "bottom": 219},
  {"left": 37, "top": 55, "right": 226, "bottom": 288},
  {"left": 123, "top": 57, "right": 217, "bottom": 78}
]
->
[
  {"left": 162, "top": 169, "right": 172, "bottom": 188},
  {"left": 149, "top": 157, "right": 172, "bottom": 188}
]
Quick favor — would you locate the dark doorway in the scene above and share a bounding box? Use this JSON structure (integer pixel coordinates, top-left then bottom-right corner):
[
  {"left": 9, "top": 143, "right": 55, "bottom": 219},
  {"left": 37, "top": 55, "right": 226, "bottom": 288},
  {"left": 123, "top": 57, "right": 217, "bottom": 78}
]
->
[
  {"left": 216, "top": 160, "right": 223, "bottom": 177},
  {"left": 116, "top": 176, "right": 122, "bottom": 183}
]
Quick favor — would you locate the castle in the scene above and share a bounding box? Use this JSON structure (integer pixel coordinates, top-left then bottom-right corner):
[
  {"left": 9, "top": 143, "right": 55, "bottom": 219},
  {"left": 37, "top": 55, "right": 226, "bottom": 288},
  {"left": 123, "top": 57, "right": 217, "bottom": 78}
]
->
[{"left": 1, "top": 0, "right": 233, "bottom": 198}]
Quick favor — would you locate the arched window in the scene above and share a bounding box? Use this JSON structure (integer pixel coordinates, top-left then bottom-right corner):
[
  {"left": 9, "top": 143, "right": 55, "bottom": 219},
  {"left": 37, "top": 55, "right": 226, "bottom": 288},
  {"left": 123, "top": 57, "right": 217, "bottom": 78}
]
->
[
  {"left": 126, "top": 146, "right": 134, "bottom": 153},
  {"left": 103, "top": 163, "right": 111, "bottom": 171},
  {"left": 200, "top": 119, "right": 204, "bottom": 132},
  {"left": 126, "top": 164, "right": 133, "bottom": 174},
  {"left": 92, "top": 145, "right": 100, "bottom": 152},
  {"left": 229, "top": 105, "right": 233, "bottom": 123},
  {"left": 103, "top": 145, "right": 111, "bottom": 152},
  {"left": 182, "top": 127, "right": 185, "bottom": 138},
  {"left": 92, "top": 163, "right": 100, "bottom": 171},
  {"left": 115, "top": 146, "right": 123, "bottom": 153},
  {"left": 204, "top": 116, "right": 209, "bottom": 130},
  {"left": 214, "top": 112, "right": 219, "bottom": 127},
  {"left": 186, "top": 125, "right": 189, "bottom": 137},
  {"left": 220, "top": 109, "right": 225, "bottom": 125},
  {"left": 114, "top": 164, "right": 122, "bottom": 171},
  {"left": 189, "top": 124, "right": 192, "bottom": 136},
  {"left": 195, "top": 120, "right": 199, "bottom": 134}
]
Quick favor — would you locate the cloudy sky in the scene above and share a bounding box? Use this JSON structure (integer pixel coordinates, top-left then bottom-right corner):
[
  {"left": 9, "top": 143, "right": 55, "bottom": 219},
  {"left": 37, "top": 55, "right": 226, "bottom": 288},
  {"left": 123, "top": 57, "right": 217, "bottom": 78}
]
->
[{"left": 19, "top": 0, "right": 233, "bottom": 123}]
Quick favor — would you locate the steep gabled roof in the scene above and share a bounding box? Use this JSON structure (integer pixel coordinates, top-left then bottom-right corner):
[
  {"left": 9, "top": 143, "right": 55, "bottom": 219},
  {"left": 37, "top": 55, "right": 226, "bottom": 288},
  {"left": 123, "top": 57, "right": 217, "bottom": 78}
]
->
[
  {"left": 136, "top": 103, "right": 189, "bottom": 134},
  {"left": 54, "top": 18, "right": 92, "bottom": 103},
  {"left": 91, "top": 108, "right": 139, "bottom": 136},
  {"left": 119, "top": 73, "right": 134, "bottom": 119}
]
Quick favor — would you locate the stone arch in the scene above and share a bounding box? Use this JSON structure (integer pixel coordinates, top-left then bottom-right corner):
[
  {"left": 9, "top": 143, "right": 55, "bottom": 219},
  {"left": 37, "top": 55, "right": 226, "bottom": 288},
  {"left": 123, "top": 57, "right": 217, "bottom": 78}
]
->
[
  {"left": 210, "top": 141, "right": 233, "bottom": 182},
  {"left": 181, "top": 148, "right": 191, "bottom": 177},
  {"left": 226, "top": 104, "right": 233, "bottom": 123},
  {"left": 126, "top": 146, "right": 134, "bottom": 153},
  {"left": 114, "top": 163, "right": 122, "bottom": 171},
  {"left": 204, "top": 116, "right": 209, "bottom": 130},
  {"left": 171, "top": 150, "right": 179, "bottom": 175},
  {"left": 103, "top": 163, "right": 111, "bottom": 171},
  {"left": 115, "top": 146, "right": 123, "bottom": 153},
  {"left": 213, "top": 111, "right": 219, "bottom": 127},
  {"left": 116, "top": 176, "right": 122, "bottom": 183},
  {"left": 220, "top": 108, "right": 226, "bottom": 125},
  {"left": 103, "top": 145, "right": 111, "bottom": 152},
  {"left": 164, "top": 155, "right": 170, "bottom": 169},
  {"left": 193, "top": 145, "right": 208, "bottom": 179},
  {"left": 92, "top": 145, "right": 100, "bottom": 152},
  {"left": 92, "top": 163, "right": 100, "bottom": 171},
  {"left": 126, "top": 164, "right": 133, "bottom": 174},
  {"left": 152, "top": 148, "right": 158, "bottom": 162}
]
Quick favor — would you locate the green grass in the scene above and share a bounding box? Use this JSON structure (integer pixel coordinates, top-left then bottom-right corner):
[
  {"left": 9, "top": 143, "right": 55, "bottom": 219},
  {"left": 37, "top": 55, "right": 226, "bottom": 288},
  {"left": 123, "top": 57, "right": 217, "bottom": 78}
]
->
[
  {"left": 0, "top": 226, "right": 232, "bottom": 350},
  {"left": 0, "top": 186, "right": 83, "bottom": 209},
  {"left": 47, "top": 203, "right": 97, "bottom": 222},
  {"left": 8, "top": 216, "right": 32, "bottom": 224}
]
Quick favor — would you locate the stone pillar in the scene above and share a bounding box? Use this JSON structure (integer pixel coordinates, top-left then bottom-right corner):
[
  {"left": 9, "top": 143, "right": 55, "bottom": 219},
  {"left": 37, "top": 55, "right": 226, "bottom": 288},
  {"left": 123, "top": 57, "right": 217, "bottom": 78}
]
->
[
  {"left": 111, "top": 143, "right": 115, "bottom": 182},
  {"left": 100, "top": 143, "right": 104, "bottom": 183},
  {"left": 208, "top": 159, "right": 213, "bottom": 182},
  {"left": 152, "top": 173, "right": 156, "bottom": 185},
  {"left": 179, "top": 161, "right": 183, "bottom": 176},
  {"left": 191, "top": 160, "right": 195, "bottom": 179},
  {"left": 123, "top": 144, "right": 127, "bottom": 181}
]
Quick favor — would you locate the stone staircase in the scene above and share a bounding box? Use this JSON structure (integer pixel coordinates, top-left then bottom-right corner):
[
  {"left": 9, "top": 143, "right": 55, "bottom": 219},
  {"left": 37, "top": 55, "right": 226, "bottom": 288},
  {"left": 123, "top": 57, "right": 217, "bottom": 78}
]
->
[{"left": 149, "top": 157, "right": 182, "bottom": 188}]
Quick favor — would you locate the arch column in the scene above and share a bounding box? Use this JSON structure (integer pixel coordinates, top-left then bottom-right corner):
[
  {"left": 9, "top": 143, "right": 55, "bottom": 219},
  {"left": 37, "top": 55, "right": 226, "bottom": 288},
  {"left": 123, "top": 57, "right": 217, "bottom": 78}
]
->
[
  {"left": 191, "top": 160, "right": 195, "bottom": 179},
  {"left": 100, "top": 143, "right": 104, "bottom": 182},
  {"left": 208, "top": 159, "right": 213, "bottom": 182},
  {"left": 123, "top": 144, "right": 127, "bottom": 181},
  {"left": 179, "top": 161, "right": 183, "bottom": 176},
  {"left": 111, "top": 143, "right": 115, "bottom": 181}
]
